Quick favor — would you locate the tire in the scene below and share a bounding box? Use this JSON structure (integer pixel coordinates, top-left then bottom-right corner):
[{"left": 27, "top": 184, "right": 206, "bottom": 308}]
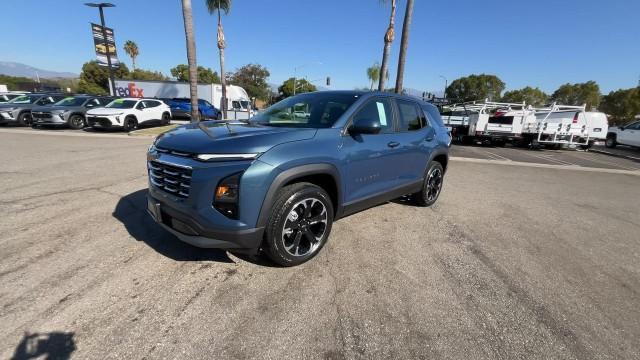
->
[
  {"left": 17, "top": 112, "right": 32, "bottom": 126},
  {"left": 68, "top": 114, "right": 85, "bottom": 130},
  {"left": 264, "top": 183, "right": 334, "bottom": 267},
  {"left": 123, "top": 116, "right": 138, "bottom": 132},
  {"left": 161, "top": 112, "right": 171, "bottom": 125},
  {"left": 605, "top": 135, "right": 616, "bottom": 148},
  {"left": 413, "top": 162, "right": 445, "bottom": 207}
]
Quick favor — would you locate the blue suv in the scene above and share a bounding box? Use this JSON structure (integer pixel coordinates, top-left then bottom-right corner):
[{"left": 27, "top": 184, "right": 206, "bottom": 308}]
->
[
  {"left": 147, "top": 91, "right": 450, "bottom": 266},
  {"left": 165, "top": 98, "right": 221, "bottom": 120}
]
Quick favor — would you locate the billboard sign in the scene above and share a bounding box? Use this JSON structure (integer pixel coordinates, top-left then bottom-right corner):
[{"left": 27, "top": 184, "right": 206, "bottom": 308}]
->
[{"left": 91, "top": 23, "right": 120, "bottom": 67}]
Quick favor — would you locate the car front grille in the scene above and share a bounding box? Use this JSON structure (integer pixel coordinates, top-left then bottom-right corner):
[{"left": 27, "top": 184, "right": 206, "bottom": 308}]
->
[
  {"left": 148, "top": 160, "right": 192, "bottom": 198},
  {"left": 87, "top": 117, "right": 112, "bottom": 127},
  {"left": 32, "top": 112, "right": 52, "bottom": 118}
]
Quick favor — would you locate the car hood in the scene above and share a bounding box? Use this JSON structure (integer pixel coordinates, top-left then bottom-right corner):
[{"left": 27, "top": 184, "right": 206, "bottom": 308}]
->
[
  {"left": 155, "top": 121, "right": 317, "bottom": 154},
  {"left": 87, "top": 108, "right": 125, "bottom": 115}
]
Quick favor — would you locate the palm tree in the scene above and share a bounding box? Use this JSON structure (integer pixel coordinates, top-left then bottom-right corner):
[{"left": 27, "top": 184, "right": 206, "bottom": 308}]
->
[
  {"left": 394, "top": 0, "right": 414, "bottom": 94},
  {"left": 181, "top": 0, "right": 199, "bottom": 122},
  {"left": 366, "top": 63, "right": 381, "bottom": 91},
  {"left": 123, "top": 40, "right": 139, "bottom": 70},
  {"left": 205, "top": 0, "right": 231, "bottom": 119},
  {"left": 378, "top": 0, "right": 396, "bottom": 91}
]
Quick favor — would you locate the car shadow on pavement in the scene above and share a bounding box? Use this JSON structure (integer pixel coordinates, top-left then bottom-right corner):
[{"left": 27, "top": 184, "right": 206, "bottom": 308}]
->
[
  {"left": 113, "top": 189, "right": 234, "bottom": 263},
  {"left": 11, "top": 331, "right": 76, "bottom": 360}
]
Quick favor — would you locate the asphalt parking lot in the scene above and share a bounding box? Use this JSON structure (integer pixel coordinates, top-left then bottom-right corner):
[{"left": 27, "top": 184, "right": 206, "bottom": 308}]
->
[{"left": 1, "top": 130, "right": 639, "bottom": 359}]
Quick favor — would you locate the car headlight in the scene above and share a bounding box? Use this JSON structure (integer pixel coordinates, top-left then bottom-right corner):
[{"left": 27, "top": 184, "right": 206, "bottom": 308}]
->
[
  {"left": 214, "top": 172, "right": 242, "bottom": 219},
  {"left": 196, "top": 153, "right": 260, "bottom": 162}
]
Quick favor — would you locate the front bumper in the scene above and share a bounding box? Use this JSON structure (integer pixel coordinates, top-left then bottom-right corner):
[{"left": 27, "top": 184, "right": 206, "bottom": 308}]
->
[
  {"left": 147, "top": 193, "right": 264, "bottom": 251},
  {"left": 0, "top": 111, "right": 16, "bottom": 123},
  {"left": 32, "top": 114, "right": 67, "bottom": 126},
  {"left": 87, "top": 115, "right": 119, "bottom": 128}
]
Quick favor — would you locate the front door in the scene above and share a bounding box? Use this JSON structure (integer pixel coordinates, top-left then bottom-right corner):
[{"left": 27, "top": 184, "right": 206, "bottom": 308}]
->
[
  {"left": 342, "top": 97, "right": 399, "bottom": 204},
  {"left": 619, "top": 121, "right": 640, "bottom": 146}
]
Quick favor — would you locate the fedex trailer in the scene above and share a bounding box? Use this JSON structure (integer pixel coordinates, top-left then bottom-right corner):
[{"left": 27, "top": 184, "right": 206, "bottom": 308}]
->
[{"left": 111, "top": 79, "right": 253, "bottom": 119}]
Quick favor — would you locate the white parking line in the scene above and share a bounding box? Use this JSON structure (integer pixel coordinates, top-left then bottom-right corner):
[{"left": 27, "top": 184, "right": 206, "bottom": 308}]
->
[
  {"left": 450, "top": 157, "right": 640, "bottom": 177},
  {"left": 482, "top": 150, "right": 511, "bottom": 161},
  {"left": 0, "top": 128, "right": 146, "bottom": 140}
]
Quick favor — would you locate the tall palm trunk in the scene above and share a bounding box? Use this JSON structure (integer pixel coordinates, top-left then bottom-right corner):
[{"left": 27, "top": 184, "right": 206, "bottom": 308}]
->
[
  {"left": 181, "top": 0, "right": 199, "bottom": 122},
  {"left": 395, "top": 0, "right": 414, "bottom": 94},
  {"left": 217, "top": 8, "right": 227, "bottom": 119},
  {"left": 132, "top": 57, "right": 136, "bottom": 71},
  {"left": 378, "top": 0, "right": 396, "bottom": 91}
]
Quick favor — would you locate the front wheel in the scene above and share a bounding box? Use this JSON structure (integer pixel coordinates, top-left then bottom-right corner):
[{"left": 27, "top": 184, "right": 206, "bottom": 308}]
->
[
  {"left": 123, "top": 117, "right": 138, "bottom": 132},
  {"left": 264, "top": 183, "right": 334, "bottom": 266},
  {"left": 413, "top": 162, "right": 445, "bottom": 207},
  {"left": 68, "top": 114, "right": 85, "bottom": 130},
  {"left": 17, "top": 112, "right": 32, "bottom": 126}
]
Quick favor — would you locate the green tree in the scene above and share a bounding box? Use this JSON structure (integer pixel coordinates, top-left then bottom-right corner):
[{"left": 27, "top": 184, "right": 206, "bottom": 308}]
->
[
  {"left": 128, "top": 68, "right": 168, "bottom": 81},
  {"left": 366, "top": 62, "right": 381, "bottom": 90},
  {"left": 170, "top": 64, "right": 220, "bottom": 84},
  {"left": 77, "top": 61, "right": 129, "bottom": 95},
  {"left": 501, "top": 87, "right": 549, "bottom": 106},
  {"left": 445, "top": 74, "right": 506, "bottom": 102},
  {"left": 205, "top": 0, "right": 232, "bottom": 118},
  {"left": 378, "top": 0, "right": 396, "bottom": 91},
  {"left": 123, "top": 40, "right": 139, "bottom": 70},
  {"left": 551, "top": 81, "right": 601, "bottom": 110},
  {"left": 394, "top": 0, "right": 414, "bottom": 93},
  {"left": 278, "top": 77, "right": 317, "bottom": 98},
  {"left": 229, "top": 63, "right": 271, "bottom": 100},
  {"left": 600, "top": 87, "right": 640, "bottom": 126}
]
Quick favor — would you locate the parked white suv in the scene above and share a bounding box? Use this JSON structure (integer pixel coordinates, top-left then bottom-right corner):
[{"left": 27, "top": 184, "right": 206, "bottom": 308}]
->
[
  {"left": 606, "top": 120, "right": 640, "bottom": 148},
  {"left": 86, "top": 98, "right": 171, "bottom": 132}
]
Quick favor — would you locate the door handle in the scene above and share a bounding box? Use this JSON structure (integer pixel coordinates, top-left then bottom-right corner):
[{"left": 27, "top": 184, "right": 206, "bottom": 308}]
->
[
  {"left": 387, "top": 141, "right": 400, "bottom": 148},
  {"left": 425, "top": 135, "right": 434, "bottom": 141}
]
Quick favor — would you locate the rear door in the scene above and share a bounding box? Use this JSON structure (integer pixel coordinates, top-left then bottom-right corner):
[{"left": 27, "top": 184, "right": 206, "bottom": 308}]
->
[{"left": 393, "top": 99, "right": 434, "bottom": 183}]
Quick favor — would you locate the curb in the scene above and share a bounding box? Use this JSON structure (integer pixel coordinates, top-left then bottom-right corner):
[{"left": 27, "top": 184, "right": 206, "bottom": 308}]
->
[{"left": 589, "top": 148, "right": 640, "bottom": 162}]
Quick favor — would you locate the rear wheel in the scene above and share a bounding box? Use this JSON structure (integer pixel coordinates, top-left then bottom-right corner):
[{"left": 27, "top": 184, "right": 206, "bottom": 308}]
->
[
  {"left": 17, "top": 112, "right": 32, "bottom": 126},
  {"left": 264, "top": 183, "right": 334, "bottom": 266},
  {"left": 68, "top": 114, "right": 85, "bottom": 130},
  {"left": 161, "top": 112, "right": 171, "bottom": 125},
  {"left": 605, "top": 135, "right": 616, "bottom": 148},
  {"left": 123, "top": 116, "right": 138, "bottom": 132},
  {"left": 414, "top": 162, "right": 445, "bottom": 207}
]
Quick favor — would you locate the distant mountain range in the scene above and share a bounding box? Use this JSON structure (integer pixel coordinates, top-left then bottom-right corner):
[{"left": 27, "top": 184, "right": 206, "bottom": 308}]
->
[{"left": 0, "top": 61, "right": 78, "bottom": 79}]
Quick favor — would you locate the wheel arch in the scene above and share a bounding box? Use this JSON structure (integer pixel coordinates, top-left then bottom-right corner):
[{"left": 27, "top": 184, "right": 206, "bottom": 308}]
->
[
  {"left": 428, "top": 148, "right": 449, "bottom": 174},
  {"left": 255, "top": 163, "right": 342, "bottom": 229}
]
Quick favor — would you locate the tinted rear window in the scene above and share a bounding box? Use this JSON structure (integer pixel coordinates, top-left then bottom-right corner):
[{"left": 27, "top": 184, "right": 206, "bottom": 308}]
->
[{"left": 488, "top": 116, "right": 514, "bottom": 125}]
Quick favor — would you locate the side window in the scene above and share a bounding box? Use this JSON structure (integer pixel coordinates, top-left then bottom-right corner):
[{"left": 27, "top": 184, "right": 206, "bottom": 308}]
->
[
  {"left": 202, "top": 100, "right": 213, "bottom": 107},
  {"left": 397, "top": 100, "right": 424, "bottom": 131},
  {"left": 232, "top": 101, "right": 241, "bottom": 110},
  {"left": 136, "top": 101, "right": 145, "bottom": 110},
  {"left": 85, "top": 99, "right": 100, "bottom": 108},
  {"left": 627, "top": 121, "right": 640, "bottom": 130},
  {"left": 351, "top": 98, "right": 394, "bottom": 134}
]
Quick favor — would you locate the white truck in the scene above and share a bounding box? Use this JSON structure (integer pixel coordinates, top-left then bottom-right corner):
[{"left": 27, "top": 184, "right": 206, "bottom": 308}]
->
[
  {"left": 606, "top": 120, "right": 640, "bottom": 148},
  {"left": 521, "top": 104, "right": 608, "bottom": 149},
  {"left": 463, "top": 101, "right": 536, "bottom": 145},
  {"left": 111, "top": 79, "right": 254, "bottom": 119}
]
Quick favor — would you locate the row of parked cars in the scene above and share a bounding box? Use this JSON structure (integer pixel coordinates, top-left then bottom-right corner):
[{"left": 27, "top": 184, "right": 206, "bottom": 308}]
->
[{"left": 0, "top": 92, "right": 222, "bottom": 131}]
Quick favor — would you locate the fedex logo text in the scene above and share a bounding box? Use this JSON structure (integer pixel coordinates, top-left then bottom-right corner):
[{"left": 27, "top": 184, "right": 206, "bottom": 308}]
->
[{"left": 115, "top": 83, "right": 144, "bottom": 97}]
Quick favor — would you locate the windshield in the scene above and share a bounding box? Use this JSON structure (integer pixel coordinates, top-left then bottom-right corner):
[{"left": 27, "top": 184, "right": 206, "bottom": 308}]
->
[
  {"left": 9, "top": 95, "right": 39, "bottom": 104},
  {"left": 105, "top": 99, "right": 137, "bottom": 109},
  {"left": 252, "top": 93, "right": 359, "bottom": 128},
  {"left": 55, "top": 97, "right": 87, "bottom": 107}
]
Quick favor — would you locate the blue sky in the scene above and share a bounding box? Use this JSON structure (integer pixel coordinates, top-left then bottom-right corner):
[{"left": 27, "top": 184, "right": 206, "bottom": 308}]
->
[{"left": 1, "top": 0, "right": 638, "bottom": 94}]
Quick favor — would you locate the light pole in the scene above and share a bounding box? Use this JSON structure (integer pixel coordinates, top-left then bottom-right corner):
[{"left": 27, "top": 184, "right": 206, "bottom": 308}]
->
[
  {"left": 439, "top": 75, "right": 448, "bottom": 99},
  {"left": 85, "top": 3, "right": 116, "bottom": 96},
  {"left": 293, "top": 61, "right": 322, "bottom": 95}
]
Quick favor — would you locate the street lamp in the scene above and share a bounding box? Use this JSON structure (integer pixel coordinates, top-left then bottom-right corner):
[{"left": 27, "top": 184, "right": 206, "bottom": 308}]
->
[
  {"left": 85, "top": 3, "right": 117, "bottom": 96},
  {"left": 439, "top": 75, "right": 448, "bottom": 99},
  {"left": 293, "top": 61, "right": 322, "bottom": 95}
]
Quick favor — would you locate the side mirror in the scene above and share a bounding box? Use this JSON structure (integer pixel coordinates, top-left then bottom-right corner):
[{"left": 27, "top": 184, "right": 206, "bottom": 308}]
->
[
  {"left": 136, "top": 104, "right": 145, "bottom": 110},
  {"left": 349, "top": 117, "right": 382, "bottom": 135},
  {"left": 619, "top": 126, "right": 625, "bottom": 131}
]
